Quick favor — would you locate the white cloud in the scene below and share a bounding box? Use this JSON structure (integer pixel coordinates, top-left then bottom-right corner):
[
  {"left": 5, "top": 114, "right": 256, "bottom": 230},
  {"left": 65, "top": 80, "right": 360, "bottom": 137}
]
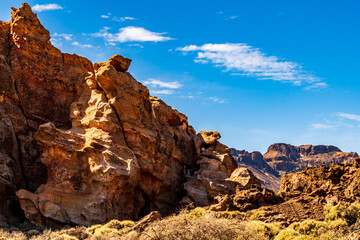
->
[
  {"left": 72, "top": 41, "right": 94, "bottom": 48},
  {"left": 52, "top": 33, "right": 73, "bottom": 41},
  {"left": 177, "top": 43, "right": 326, "bottom": 89},
  {"left": 113, "top": 16, "right": 137, "bottom": 22},
  {"left": 311, "top": 123, "right": 335, "bottom": 129},
  {"left": 143, "top": 79, "right": 183, "bottom": 89},
  {"left": 144, "top": 78, "right": 183, "bottom": 96},
  {"left": 209, "top": 97, "right": 225, "bottom": 104},
  {"left": 128, "top": 43, "right": 144, "bottom": 48},
  {"left": 227, "top": 16, "right": 239, "bottom": 20},
  {"left": 32, "top": 3, "right": 63, "bottom": 12},
  {"left": 182, "top": 95, "right": 196, "bottom": 99},
  {"left": 101, "top": 15, "right": 110, "bottom": 18},
  {"left": 151, "top": 89, "right": 174, "bottom": 95},
  {"left": 305, "top": 82, "right": 328, "bottom": 90},
  {"left": 91, "top": 26, "right": 173, "bottom": 43},
  {"left": 337, "top": 113, "right": 360, "bottom": 122}
]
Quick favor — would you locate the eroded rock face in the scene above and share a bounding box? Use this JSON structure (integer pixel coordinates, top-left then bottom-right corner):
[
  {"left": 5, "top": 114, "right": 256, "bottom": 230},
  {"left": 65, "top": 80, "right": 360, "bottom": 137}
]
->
[
  {"left": 0, "top": 3, "right": 93, "bottom": 220},
  {"left": 183, "top": 132, "right": 246, "bottom": 207},
  {"left": 15, "top": 56, "right": 200, "bottom": 226},
  {"left": 1, "top": 4, "right": 235, "bottom": 226},
  {"left": 0, "top": 3, "right": 303, "bottom": 226}
]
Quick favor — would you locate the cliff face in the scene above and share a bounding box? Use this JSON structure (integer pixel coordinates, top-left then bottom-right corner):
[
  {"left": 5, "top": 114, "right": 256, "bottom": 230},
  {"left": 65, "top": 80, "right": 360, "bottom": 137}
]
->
[
  {"left": 264, "top": 143, "right": 358, "bottom": 175},
  {"left": 0, "top": 3, "right": 246, "bottom": 226},
  {"left": 0, "top": 3, "right": 93, "bottom": 221},
  {"left": 232, "top": 143, "right": 358, "bottom": 191}
]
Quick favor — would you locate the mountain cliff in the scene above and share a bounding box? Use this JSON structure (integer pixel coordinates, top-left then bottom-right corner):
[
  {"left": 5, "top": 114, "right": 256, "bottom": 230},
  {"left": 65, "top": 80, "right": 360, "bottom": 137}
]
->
[{"left": 232, "top": 143, "right": 358, "bottom": 191}]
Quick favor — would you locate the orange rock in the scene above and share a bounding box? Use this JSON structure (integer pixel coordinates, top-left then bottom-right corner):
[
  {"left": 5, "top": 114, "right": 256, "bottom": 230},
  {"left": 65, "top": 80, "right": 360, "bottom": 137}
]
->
[
  {"left": 0, "top": 3, "right": 242, "bottom": 225},
  {"left": 230, "top": 168, "right": 261, "bottom": 188},
  {"left": 0, "top": 3, "right": 92, "bottom": 220}
]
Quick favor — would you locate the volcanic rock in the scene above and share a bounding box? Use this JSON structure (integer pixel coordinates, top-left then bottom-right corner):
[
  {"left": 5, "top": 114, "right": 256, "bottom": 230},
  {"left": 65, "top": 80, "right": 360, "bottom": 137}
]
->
[
  {"left": 252, "top": 158, "right": 360, "bottom": 224},
  {"left": 0, "top": 3, "right": 238, "bottom": 226},
  {"left": 0, "top": 3, "right": 93, "bottom": 220},
  {"left": 230, "top": 168, "right": 261, "bottom": 188},
  {"left": 183, "top": 132, "right": 238, "bottom": 207}
]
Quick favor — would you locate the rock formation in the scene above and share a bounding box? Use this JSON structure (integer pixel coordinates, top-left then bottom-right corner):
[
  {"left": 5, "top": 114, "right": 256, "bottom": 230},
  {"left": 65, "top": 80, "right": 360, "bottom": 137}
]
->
[
  {"left": 231, "top": 143, "right": 358, "bottom": 191},
  {"left": 254, "top": 158, "right": 360, "bottom": 224},
  {"left": 0, "top": 3, "right": 244, "bottom": 226},
  {"left": 278, "top": 158, "right": 360, "bottom": 203},
  {"left": 231, "top": 148, "right": 280, "bottom": 190},
  {"left": 182, "top": 131, "right": 239, "bottom": 206},
  {"left": 1, "top": 3, "right": 358, "bottom": 228},
  {"left": 0, "top": 3, "right": 93, "bottom": 221}
]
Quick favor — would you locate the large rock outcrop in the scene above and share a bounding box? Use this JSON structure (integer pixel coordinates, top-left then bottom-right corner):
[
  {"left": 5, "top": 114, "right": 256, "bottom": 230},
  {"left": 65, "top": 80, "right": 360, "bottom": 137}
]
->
[
  {"left": 0, "top": 3, "right": 241, "bottom": 226},
  {"left": 0, "top": 3, "right": 93, "bottom": 220},
  {"left": 15, "top": 54, "right": 200, "bottom": 226}
]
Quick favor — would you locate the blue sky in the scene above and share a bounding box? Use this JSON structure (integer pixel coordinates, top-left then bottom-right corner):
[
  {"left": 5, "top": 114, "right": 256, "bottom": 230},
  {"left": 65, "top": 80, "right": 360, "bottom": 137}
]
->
[{"left": 1, "top": 0, "right": 360, "bottom": 153}]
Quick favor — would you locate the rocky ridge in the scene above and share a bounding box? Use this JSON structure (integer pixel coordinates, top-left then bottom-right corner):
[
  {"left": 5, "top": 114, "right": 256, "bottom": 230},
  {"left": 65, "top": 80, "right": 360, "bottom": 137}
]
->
[{"left": 231, "top": 143, "right": 358, "bottom": 191}]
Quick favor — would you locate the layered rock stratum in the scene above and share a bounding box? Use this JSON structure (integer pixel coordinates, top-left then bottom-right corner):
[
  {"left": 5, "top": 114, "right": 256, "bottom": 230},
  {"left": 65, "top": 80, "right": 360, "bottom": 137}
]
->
[{"left": 231, "top": 143, "right": 358, "bottom": 191}]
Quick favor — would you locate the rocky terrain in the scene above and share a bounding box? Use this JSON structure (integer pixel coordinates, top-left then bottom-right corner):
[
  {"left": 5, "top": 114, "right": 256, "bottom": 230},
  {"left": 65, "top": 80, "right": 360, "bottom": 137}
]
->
[
  {"left": 231, "top": 143, "right": 358, "bottom": 191},
  {"left": 0, "top": 3, "right": 274, "bottom": 227},
  {"left": 1, "top": 4, "right": 360, "bottom": 240}
]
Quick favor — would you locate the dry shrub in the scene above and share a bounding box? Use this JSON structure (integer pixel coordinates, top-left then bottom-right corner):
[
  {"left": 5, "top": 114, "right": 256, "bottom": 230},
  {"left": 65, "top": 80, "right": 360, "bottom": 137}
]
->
[
  {"left": 0, "top": 228, "right": 27, "bottom": 240},
  {"left": 139, "top": 213, "right": 241, "bottom": 240},
  {"left": 3, "top": 202, "right": 360, "bottom": 240}
]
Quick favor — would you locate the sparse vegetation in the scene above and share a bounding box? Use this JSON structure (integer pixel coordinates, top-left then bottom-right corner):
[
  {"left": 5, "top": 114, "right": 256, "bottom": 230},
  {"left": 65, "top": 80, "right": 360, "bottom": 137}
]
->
[{"left": 1, "top": 203, "right": 360, "bottom": 239}]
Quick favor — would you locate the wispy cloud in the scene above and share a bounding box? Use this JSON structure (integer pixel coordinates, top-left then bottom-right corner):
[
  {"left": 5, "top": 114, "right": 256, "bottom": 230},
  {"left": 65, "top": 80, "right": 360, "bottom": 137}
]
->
[
  {"left": 32, "top": 3, "right": 63, "bottom": 12},
  {"left": 101, "top": 13, "right": 137, "bottom": 22},
  {"left": 337, "top": 113, "right": 360, "bottom": 122},
  {"left": 177, "top": 43, "right": 326, "bottom": 89},
  {"left": 113, "top": 16, "right": 137, "bottom": 22},
  {"left": 143, "top": 78, "right": 183, "bottom": 89},
  {"left": 151, "top": 89, "right": 174, "bottom": 95},
  {"left": 91, "top": 26, "right": 173, "bottom": 44},
  {"left": 127, "top": 43, "right": 144, "bottom": 48},
  {"left": 226, "top": 16, "right": 239, "bottom": 20},
  {"left": 209, "top": 97, "right": 226, "bottom": 104},
  {"left": 52, "top": 33, "right": 73, "bottom": 41},
  {"left": 72, "top": 41, "right": 93, "bottom": 48},
  {"left": 143, "top": 78, "right": 183, "bottom": 95},
  {"left": 311, "top": 123, "right": 335, "bottom": 129}
]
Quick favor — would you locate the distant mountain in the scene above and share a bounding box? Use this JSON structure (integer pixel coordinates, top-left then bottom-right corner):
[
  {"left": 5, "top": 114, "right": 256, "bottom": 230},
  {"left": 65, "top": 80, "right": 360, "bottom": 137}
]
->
[{"left": 231, "top": 143, "right": 358, "bottom": 191}]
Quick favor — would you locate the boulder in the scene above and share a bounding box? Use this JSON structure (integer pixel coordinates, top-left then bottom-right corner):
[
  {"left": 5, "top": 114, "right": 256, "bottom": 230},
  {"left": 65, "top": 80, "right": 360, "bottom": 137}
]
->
[{"left": 230, "top": 168, "right": 261, "bottom": 188}]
